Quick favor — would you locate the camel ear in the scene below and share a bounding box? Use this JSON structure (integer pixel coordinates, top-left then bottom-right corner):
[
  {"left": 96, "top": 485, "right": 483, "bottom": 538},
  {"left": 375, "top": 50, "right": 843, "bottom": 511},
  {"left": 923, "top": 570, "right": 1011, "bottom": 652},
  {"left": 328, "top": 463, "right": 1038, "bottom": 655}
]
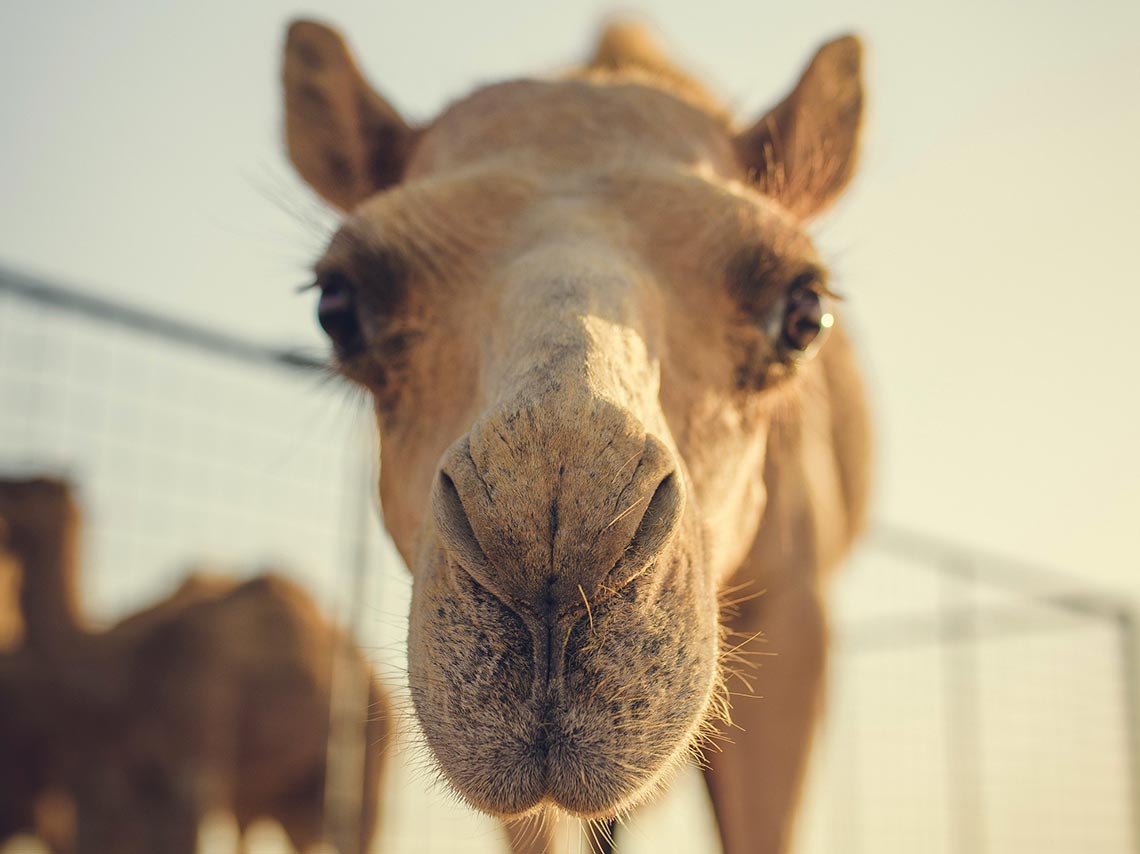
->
[
  {"left": 283, "top": 20, "right": 414, "bottom": 211},
  {"left": 735, "top": 35, "right": 864, "bottom": 218}
]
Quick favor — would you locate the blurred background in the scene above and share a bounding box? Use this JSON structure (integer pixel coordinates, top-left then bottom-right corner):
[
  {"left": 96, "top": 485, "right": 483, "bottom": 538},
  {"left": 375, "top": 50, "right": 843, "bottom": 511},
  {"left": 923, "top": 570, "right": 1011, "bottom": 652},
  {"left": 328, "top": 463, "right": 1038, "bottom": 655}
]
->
[{"left": 1, "top": 0, "right": 1137, "bottom": 852}]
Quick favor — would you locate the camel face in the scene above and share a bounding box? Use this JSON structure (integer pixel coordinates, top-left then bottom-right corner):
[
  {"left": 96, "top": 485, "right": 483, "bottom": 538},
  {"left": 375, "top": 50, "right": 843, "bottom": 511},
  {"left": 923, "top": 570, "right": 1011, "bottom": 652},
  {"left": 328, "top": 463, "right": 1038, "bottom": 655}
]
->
[{"left": 285, "top": 21, "right": 863, "bottom": 819}]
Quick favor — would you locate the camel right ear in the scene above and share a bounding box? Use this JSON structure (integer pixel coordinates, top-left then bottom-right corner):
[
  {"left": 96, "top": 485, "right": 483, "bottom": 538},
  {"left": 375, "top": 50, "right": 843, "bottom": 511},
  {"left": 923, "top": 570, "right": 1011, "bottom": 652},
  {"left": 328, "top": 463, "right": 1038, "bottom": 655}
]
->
[
  {"left": 735, "top": 35, "right": 864, "bottom": 218},
  {"left": 283, "top": 20, "right": 414, "bottom": 211}
]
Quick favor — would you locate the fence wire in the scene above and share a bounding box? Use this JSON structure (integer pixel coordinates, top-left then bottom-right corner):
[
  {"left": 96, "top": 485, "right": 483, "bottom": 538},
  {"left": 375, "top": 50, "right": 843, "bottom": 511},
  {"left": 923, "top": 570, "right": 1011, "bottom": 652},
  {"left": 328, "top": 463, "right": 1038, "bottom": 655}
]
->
[{"left": 1, "top": 264, "right": 1135, "bottom": 854}]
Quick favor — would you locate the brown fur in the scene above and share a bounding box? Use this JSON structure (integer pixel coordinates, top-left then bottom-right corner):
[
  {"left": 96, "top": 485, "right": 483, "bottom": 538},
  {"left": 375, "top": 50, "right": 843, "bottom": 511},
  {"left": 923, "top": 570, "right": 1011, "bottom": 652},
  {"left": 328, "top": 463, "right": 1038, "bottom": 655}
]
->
[
  {"left": 284, "top": 19, "right": 870, "bottom": 853},
  {"left": 0, "top": 478, "right": 388, "bottom": 854},
  {"left": 0, "top": 519, "right": 23, "bottom": 650}
]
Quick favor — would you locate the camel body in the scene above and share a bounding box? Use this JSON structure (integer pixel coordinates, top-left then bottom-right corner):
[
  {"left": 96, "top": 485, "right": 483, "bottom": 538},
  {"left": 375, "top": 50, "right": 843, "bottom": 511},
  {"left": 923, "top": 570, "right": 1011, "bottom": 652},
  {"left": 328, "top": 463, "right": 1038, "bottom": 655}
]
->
[{"left": 0, "top": 478, "right": 387, "bottom": 854}]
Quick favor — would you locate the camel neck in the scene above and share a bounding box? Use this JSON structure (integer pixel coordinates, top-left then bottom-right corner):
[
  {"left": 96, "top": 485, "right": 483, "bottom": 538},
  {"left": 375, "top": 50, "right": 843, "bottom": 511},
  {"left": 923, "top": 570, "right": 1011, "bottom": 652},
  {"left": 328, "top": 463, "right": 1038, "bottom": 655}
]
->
[{"left": 12, "top": 512, "right": 84, "bottom": 655}]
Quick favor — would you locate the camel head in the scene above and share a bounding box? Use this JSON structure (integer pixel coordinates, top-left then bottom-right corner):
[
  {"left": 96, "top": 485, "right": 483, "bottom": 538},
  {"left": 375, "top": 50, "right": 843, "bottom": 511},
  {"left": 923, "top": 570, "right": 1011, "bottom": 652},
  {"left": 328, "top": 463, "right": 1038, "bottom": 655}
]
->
[{"left": 283, "top": 20, "right": 863, "bottom": 819}]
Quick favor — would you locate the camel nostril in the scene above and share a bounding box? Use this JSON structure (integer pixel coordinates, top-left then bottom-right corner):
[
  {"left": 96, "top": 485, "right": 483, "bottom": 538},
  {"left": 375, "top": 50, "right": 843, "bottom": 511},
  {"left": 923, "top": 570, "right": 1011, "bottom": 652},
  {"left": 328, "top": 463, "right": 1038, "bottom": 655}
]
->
[
  {"left": 608, "top": 468, "right": 685, "bottom": 591},
  {"left": 433, "top": 470, "right": 490, "bottom": 575}
]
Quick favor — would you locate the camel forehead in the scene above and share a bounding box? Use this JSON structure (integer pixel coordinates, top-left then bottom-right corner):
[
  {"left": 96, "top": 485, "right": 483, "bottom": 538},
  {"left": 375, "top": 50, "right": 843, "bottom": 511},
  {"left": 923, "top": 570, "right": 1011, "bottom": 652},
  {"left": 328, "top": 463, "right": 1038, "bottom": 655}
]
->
[
  {"left": 409, "top": 77, "right": 739, "bottom": 177},
  {"left": 338, "top": 161, "right": 809, "bottom": 281}
]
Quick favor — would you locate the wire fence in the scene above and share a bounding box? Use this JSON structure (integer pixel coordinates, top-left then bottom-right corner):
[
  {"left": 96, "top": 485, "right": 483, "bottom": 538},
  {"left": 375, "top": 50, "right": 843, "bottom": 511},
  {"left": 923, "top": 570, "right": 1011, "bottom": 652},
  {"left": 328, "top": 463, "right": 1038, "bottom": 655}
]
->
[{"left": 1, "top": 264, "right": 1135, "bottom": 854}]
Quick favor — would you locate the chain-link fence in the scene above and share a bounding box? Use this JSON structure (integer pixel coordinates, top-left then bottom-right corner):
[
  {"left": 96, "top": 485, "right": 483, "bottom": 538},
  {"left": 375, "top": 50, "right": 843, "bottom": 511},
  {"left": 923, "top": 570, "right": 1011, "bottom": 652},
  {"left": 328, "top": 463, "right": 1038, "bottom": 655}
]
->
[{"left": 1, "top": 264, "right": 1135, "bottom": 854}]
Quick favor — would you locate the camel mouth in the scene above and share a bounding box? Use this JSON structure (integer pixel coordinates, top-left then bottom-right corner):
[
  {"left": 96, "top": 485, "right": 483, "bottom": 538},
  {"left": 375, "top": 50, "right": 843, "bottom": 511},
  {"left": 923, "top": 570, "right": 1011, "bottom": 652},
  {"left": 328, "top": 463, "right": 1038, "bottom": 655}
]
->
[
  {"left": 439, "top": 701, "right": 699, "bottom": 820},
  {"left": 407, "top": 546, "right": 719, "bottom": 819}
]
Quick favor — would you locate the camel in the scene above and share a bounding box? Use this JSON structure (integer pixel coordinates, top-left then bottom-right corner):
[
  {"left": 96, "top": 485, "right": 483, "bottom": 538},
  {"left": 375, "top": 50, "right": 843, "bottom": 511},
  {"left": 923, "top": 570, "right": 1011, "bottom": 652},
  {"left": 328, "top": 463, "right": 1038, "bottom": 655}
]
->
[
  {"left": 0, "top": 477, "right": 389, "bottom": 854},
  {"left": 0, "top": 477, "right": 84, "bottom": 849},
  {"left": 282, "top": 19, "right": 870, "bottom": 854}
]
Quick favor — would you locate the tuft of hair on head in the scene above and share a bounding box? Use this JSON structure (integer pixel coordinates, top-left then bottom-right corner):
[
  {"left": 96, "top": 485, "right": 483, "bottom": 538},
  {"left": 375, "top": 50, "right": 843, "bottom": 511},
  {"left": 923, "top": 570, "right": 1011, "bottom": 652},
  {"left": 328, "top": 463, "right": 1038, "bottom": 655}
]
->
[{"left": 585, "top": 18, "right": 719, "bottom": 108}]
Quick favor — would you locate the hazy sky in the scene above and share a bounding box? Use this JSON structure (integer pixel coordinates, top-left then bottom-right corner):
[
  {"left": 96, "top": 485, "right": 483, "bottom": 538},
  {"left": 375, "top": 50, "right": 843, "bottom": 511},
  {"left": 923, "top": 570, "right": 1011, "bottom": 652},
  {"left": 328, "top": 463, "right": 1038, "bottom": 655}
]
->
[{"left": 1, "top": 0, "right": 1137, "bottom": 598}]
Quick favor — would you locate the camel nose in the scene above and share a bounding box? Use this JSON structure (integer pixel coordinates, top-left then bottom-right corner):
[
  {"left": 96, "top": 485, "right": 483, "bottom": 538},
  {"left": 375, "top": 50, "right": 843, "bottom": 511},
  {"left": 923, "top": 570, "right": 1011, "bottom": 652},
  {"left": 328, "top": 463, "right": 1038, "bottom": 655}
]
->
[{"left": 431, "top": 433, "right": 685, "bottom": 619}]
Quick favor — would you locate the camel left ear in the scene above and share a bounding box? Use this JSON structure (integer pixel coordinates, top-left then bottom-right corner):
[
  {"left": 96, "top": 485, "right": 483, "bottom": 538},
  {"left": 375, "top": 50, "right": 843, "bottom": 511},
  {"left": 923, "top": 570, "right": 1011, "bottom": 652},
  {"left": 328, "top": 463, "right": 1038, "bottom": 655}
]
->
[
  {"left": 282, "top": 20, "right": 414, "bottom": 211},
  {"left": 735, "top": 35, "right": 864, "bottom": 218}
]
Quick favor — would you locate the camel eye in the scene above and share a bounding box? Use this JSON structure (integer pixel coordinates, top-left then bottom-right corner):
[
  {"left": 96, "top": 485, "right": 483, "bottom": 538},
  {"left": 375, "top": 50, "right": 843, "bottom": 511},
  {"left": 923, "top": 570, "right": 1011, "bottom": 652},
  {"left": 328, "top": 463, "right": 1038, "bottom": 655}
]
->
[
  {"left": 316, "top": 272, "right": 364, "bottom": 356},
  {"left": 779, "top": 276, "right": 833, "bottom": 360}
]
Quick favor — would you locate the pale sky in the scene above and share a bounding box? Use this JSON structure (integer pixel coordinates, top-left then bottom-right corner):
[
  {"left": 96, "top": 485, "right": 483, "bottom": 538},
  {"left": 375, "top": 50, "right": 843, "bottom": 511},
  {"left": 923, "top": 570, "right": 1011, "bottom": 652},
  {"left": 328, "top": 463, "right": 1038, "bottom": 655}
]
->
[{"left": 2, "top": 2, "right": 1139, "bottom": 851}]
